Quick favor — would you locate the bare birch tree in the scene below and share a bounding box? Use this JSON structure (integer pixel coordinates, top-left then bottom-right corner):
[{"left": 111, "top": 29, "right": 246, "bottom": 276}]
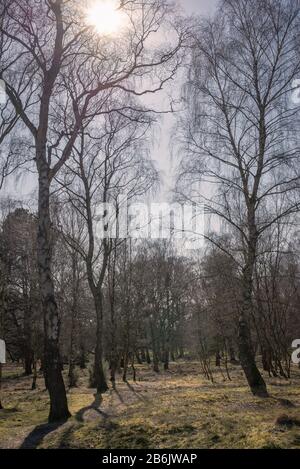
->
[
  {"left": 178, "top": 0, "right": 300, "bottom": 396},
  {"left": 0, "top": 0, "right": 184, "bottom": 420}
]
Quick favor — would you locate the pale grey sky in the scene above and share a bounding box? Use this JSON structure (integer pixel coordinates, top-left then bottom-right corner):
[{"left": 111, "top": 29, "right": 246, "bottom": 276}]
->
[
  {"left": 182, "top": 0, "right": 218, "bottom": 14},
  {"left": 151, "top": 0, "right": 218, "bottom": 201}
]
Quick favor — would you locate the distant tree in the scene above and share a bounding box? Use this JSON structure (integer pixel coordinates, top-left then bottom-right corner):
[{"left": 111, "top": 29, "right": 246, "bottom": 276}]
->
[
  {"left": 57, "top": 109, "right": 158, "bottom": 392},
  {"left": 0, "top": 207, "right": 42, "bottom": 375}
]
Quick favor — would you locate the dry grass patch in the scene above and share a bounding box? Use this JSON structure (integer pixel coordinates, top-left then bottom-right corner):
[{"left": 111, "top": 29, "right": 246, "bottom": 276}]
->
[{"left": 0, "top": 362, "right": 300, "bottom": 449}]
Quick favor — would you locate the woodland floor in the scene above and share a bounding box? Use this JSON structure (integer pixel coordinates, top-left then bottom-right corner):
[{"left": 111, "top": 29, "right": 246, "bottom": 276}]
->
[{"left": 0, "top": 361, "right": 300, "bottom": 449}]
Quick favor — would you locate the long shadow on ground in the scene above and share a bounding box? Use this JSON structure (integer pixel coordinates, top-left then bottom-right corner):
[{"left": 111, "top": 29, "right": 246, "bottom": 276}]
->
[
  {"left": 125, "top": 382, "right": 147, "bottom": 402},
  {"left": 19, "top": 394, "right": 108, "bottom": 449},
  {"left": 75, "top": 393, "right": 109, "bottom": 422},
  {"left": 20, "top": 421, "right": 66, "bottom": 449},
  {"left": 19, "top": 387, "right": 148, "bottom": 448}
]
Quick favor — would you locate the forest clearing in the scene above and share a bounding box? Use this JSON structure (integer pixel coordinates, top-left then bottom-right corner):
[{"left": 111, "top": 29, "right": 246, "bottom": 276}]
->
[
  {"left": 1, "top": 361, "right": 300, "bottom": 449},
  {"left": 1, "top": 0, "right": 300, "bottom": 456}
]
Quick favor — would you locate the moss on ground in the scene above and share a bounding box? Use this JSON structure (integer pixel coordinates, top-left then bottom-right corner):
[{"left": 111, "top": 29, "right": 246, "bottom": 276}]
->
[{"left": 0, "top": 362, "right": 300, "bottom": 449}]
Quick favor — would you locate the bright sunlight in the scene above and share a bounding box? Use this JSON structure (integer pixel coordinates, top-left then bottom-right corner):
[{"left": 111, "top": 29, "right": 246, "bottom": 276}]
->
[{"left": 86, "top": 0, "right": 127, "bottom": 36}]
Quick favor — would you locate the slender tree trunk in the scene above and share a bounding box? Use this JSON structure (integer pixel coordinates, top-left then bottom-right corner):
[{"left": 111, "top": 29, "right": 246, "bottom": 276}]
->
[
  {"left": 110, "top": 358, "right": 118, "bottom": 389},
  {"left": 131, "top": 356, "right": 136, "bottom": 382},
  {"left": 23, "top": 301, "right": 33, "bottom": 375},
  {"left": 146, "top": 348, "right": 151, "bottom": 364},
  {"left": 79, "top": 344, "right": 86, "bottom": 369},
  {"left": 108, "top": 247, "right": 117, "bottom": 389},
  {"left": 31, "top": 359, "right": 37, "bottom": 390},
  {"left": 238, "top": 230, "right": 268, "bottom": 397},
  {"left": 68, "top": 329, "right": 77, "bottom": 389},
  {"left": 163, "top": 349, "right": 169, "bottom": 371},
  {"left": 68, "top": 361, "right": 76, "bottom": 388},
  {"left": 68, "top": 258, "right": 78, "bottom": 388},
  {"left": 38, "top": 165, "right": 70, "bottom": 422},
  {"left": 153, "top": 351, "right": 160, "bottom": 373},
  {"left": 229, "top": 346, "right": 237, "bottom": 364},
  {"left": 135, "top": 351, "right": 142, "bottom": 365},
  {"left": 224, "top": 351, "right": 231, "bottom": 381},
  {"left": 92, "top": 292, "right": 108, "bottom": 393},
  {"left": 215, "top": 351, "right": 221, "bottom": 367},
  {"left": 122, "top": 350, "right": 129, "bottom": 382},
  {"left": 141, "top": 349, "right": 146, "bottom": 362},
  {"left": 24, "top": 348, "right": 33, "bottom": 376}
]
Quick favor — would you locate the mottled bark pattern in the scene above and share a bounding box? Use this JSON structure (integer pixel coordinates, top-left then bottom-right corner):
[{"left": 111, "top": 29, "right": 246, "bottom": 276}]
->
[
  {"left": 38, "top": 163, "right": 70, "bottom": 421},
  {"left": 93, "top": 292, "right": 108, "bottom": 393},
  {"left": 238, "top": 220, "right": 268, "bottom": 397}
]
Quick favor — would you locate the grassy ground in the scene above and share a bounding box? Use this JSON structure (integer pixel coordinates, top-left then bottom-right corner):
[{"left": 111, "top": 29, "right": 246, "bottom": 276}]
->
[{"left": 0, "top": 361, "right": 300, "bottom": 449}]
